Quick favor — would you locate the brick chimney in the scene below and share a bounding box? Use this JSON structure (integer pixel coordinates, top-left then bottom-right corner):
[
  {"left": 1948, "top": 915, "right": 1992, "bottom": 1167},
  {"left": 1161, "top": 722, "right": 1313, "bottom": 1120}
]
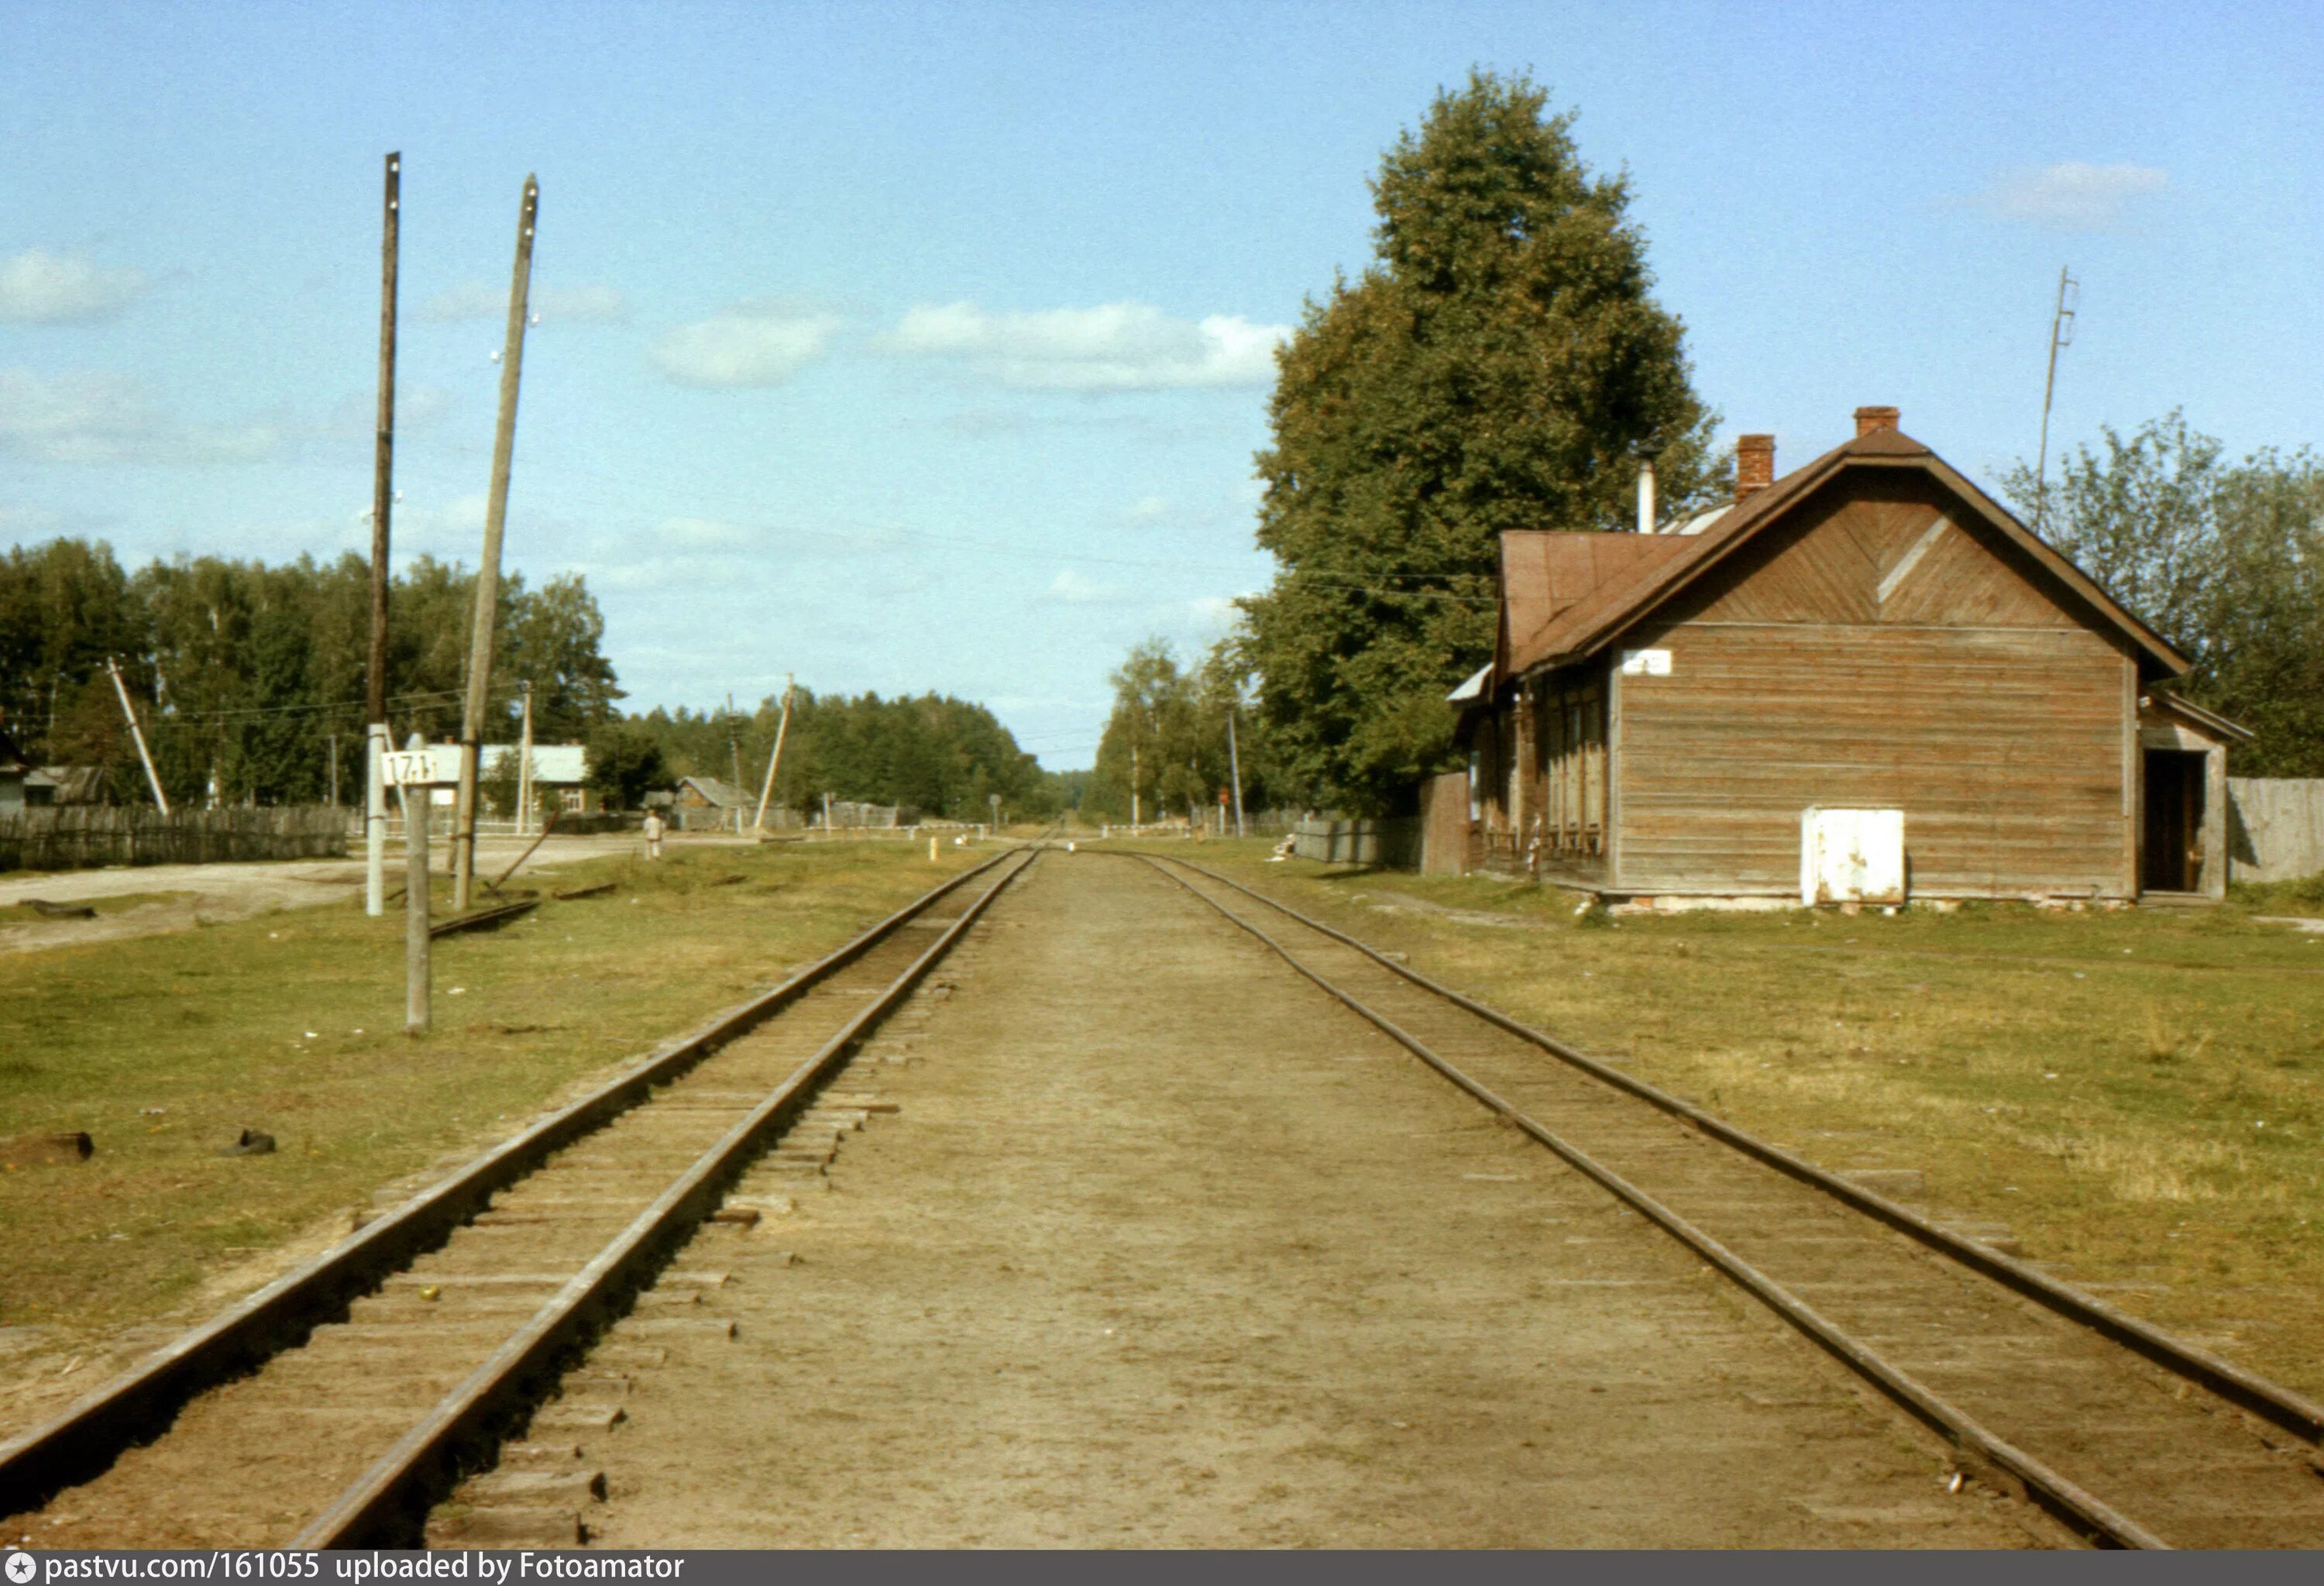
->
[
  {"left": 1855, "top": 404, "right": 1900, "bottom": 436},
  {"left": 1734, "top": 434, "right": 1775, "bottom": 503}
]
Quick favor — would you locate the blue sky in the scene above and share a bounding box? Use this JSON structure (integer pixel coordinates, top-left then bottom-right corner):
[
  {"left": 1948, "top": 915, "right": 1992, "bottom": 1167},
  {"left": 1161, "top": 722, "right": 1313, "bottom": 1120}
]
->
[{"left": 4, "top": 2, "right": 2318, "bottom": 767}]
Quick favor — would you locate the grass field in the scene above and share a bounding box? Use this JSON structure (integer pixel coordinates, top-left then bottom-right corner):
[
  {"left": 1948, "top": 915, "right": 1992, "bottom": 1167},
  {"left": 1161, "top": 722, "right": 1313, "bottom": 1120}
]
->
[
  {"left": 1174, "top": 840, "right": 2324, "bottom": 1402},
  {"left": 0, "top": 838, "right": 982, "bottom": 1343}
]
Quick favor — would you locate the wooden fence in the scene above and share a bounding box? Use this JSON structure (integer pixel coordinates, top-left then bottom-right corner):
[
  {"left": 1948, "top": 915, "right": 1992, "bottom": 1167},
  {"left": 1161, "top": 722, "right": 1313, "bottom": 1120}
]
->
[
  {"left": 0, "top": 806, "right": 348, "bottom": 873},
  {"left": 2229, "top": 779, "right": 2324, "bottom": 885}
]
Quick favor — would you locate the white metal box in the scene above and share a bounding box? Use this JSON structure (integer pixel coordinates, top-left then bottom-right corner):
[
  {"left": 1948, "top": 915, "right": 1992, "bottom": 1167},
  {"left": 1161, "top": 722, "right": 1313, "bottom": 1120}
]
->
[{"left": 1800, "top": 807, "right": 1906, "bottom": 905}]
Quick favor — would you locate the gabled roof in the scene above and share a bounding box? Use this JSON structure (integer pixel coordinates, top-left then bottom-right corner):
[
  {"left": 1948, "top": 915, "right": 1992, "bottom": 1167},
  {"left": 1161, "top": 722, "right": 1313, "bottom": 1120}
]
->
[
  {"left": 676, "top": 775, "right": 751, "bottom": 807},
  {"left": 1503, "top": 425, "right": 2191, "bottom": 679},
  {"left": 34, "top": 765, "right": 107, "bottom": 803},
  {"left": 2141, "top": 690, "right": 2254, "bottom": 744},
  {"left": 1496, "top": 532, "right": 1689, "bottom": 676}
]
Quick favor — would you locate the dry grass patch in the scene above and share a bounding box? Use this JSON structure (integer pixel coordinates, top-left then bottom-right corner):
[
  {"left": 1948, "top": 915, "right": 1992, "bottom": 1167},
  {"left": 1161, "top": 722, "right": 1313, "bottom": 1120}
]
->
[{"left": 0, "top": 839, "right": 981, "bottom": 1341}]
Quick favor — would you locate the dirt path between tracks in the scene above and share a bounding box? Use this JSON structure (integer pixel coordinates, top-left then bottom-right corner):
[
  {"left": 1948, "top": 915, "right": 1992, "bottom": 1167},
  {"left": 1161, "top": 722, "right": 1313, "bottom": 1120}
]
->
[{"left": 581, "top": 854, "right": 2052, "bottom": 1548}]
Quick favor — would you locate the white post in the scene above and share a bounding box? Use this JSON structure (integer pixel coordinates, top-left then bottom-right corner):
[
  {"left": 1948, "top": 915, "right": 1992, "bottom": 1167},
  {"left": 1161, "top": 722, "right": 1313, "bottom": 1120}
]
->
[
  {"left": 106, "top": 658, "right": 170, "bottom": 815},
  {"left": 366, "top": 724, "right": 388, "bottom": 916},
  {"left": 1226, "top": 705, "right": 1246, "bottom": 839},
  {"left": 517, "top": 683, "right": 535, "bottom": 837}
]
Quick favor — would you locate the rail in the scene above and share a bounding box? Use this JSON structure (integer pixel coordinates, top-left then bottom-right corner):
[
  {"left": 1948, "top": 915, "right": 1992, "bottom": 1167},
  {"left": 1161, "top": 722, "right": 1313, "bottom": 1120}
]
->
[
  {"left": 1133, "top": 851, "right": 2324, "bottom": 1550},
  {"left": 0, "top": 845, "right": 1030, "bottom": 1525}
]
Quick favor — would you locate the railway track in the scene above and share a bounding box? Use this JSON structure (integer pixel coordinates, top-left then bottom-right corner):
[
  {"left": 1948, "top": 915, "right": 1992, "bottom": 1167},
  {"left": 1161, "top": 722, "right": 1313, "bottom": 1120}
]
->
[
  {"left": 1, "top": 843, "right": 1041, "bottom": 1549},
  {"left": 1136, "top": 851, "right": 2324, "bottom": 1550}
]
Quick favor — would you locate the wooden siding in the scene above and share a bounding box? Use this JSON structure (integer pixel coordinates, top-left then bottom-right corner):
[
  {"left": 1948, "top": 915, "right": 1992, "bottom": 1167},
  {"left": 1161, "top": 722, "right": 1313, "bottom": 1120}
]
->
[{"left": 1611, "top": 477, "right": 2133, "bottom": 898}]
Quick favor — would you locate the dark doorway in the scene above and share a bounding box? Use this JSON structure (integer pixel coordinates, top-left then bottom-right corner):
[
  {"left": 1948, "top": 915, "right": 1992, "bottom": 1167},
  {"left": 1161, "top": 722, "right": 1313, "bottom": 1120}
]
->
[{"left": 2142, "top": 750, "right": 2208, "bottom": 893}]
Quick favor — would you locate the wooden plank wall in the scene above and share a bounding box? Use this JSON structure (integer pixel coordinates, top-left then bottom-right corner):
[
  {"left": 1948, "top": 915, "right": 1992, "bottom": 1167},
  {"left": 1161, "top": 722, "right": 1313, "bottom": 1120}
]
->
[
  {"left": 1611, "top": 475, "right": 2134, "bottom": 898},
  {"left": 2228, "top": 779, "right": 2324, "bottom": 884}
]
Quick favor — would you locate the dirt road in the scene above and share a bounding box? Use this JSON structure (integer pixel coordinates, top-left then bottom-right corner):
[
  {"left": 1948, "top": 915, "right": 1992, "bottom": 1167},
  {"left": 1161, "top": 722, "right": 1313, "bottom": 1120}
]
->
[
  {"left": 0, "top": 833, "right": 741, "bottom": 955},
  {"left": 575, "top": 853, "right": 2048, "bottom": 1547}
]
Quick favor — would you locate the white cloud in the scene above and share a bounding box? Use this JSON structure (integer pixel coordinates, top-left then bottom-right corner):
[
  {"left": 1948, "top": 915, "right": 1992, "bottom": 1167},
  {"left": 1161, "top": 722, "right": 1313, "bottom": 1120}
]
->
[
  {"left": 1042, "top": 569, "right": 1129, "bottom": 604},
  {"left": 366, "top": 494, "right": 490, "bottom": 558},
  {"left": 1969, "top": 163, "right": 2169, "bottom": 229},
  {"left": 535, "top": 285, "right": 629, "bottom": 323},
  {"left": 0, "top": 502, "right": 80, "bottom": 537},
  {"left": 1122, "top": 494, "right": 1171, "bottom": 524},
  {"left": 417, "top": 282, "right": 630, "bottom": 324},
  {"left": 651, "top": 301, "right": 844, "bottom": 388},
  {"left": 651, "top": 515, "right": 755, "bottom": 551},
  {"left": 414, "top": 283, "right": 506, "bottom": 323},
  {"left": 0, "top": 370, "right": 280, "bottom": 464},
  {"left": 878, "top": 301, "right": 1287, "bottom": 391},
  {"left": 0, "top": 249, "right": 149, "bottom": 324}
]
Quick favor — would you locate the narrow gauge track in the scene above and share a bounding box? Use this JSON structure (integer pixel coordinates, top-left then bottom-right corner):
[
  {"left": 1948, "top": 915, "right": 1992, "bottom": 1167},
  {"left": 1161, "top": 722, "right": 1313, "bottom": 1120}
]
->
[
  {"left": 1137, "top": 852, "right": 2324, "bottom": 1550},
  {"left": 2, "top": 844, "right": 1041, "bottom": 1549}
]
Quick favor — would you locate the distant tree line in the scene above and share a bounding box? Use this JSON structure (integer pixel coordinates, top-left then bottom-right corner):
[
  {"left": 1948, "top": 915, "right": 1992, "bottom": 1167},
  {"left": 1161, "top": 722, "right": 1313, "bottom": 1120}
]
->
[
  {"left": 1082, "top": 638, "right": 1294, "bottom": 824},
  {"left": 611, "top": 689, "right": 1069, "bottom": 822},
  {"left": 0, "top": 537, "right": 621, "bottom": 806},
  {"left": 2000, "top": 413, "right": 2324, "bottom": 776}
]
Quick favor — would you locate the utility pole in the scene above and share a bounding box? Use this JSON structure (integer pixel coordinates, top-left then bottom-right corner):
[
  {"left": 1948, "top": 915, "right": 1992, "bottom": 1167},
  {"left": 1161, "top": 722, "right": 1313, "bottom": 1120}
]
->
[
  {"left": 726, "top": 693, "right": 744, "bottom": 834},
  {"left": 366, "top": 151, "right": 401, "bottom": 918},
  {"left": 452, "top": 174, "right": 539, "bottom": 911},
  {"left": 1130, "top": 741, "right": 1140, "bottom": 831},
  {"left": 1226, "top": 701, "right": 1246, "bottom": 839},
  {"left": 517, "top": 681, "right": 535, "bottom": 836},
  {"left": 402, "top": 734, "right": 431, "bottom": 1034},
  {"left": 751, "top": 673, "right": 794, "bottom": 832},
  {"left": 328, "top": 731, "right": 339, "bottom": 809},
  {"left": 106, "top": 658, "right": 169, "bottom": 814},
  {"left": 2033, "top": 265, "right": 2078, "bottom": 535}
]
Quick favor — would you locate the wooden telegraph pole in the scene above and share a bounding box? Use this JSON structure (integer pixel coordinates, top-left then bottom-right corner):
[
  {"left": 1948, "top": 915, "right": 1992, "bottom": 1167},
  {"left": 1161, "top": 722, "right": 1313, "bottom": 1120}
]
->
[
  {"left": 1226, "top": 700, "right": 1246, "bottom": 839},
  {"left": 751, "top": 674, "right": 794, "bottom": 833},
  {"left": 363, "top": 151, "right": 400, "bottom": 916},
  {"left": 106, "top": 658, "right": 169, "bottom": 814},
  {"left": 452, "top": 175, "right": 539, "bottom": 911},
  {"left": 726, "top": 693, "right": 744, "bottom": 834},
  {"left": 366, "top": 152, "right": 401, "bottom": 917}
]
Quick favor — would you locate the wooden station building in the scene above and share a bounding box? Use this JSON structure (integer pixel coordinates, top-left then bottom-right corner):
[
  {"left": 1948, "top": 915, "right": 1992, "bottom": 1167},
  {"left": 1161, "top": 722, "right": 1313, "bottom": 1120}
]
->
[{"left": 1449, "top": 406, "right": 2248, "bottom": 905}]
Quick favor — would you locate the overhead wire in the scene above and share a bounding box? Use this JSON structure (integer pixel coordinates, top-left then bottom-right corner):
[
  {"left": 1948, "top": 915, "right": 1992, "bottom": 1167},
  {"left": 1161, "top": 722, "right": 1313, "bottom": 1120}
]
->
[{"left": 389, "top": 432, "right": 1501, "bottom": 604}]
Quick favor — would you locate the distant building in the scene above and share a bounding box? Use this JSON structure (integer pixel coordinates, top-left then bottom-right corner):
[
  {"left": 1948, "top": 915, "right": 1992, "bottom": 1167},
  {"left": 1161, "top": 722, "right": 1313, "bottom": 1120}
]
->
[
  {"left": 33, "top": 765, "right": 108, "bottom": 806},
  {"left": 413, "top": 741, "right": 600, "bottom": 815},
  {"left": 1447, "top": 406, "right": 2247, "bottom": 904},
  {"left": 670, "top": 775, "right": 751, "bottom": 831}
]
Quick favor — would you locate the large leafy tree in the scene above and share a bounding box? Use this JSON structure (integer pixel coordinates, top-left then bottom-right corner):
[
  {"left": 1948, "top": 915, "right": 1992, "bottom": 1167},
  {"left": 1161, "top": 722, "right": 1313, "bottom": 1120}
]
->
[
  {"left": 0, "top": 537, "right": 624, "bottom": 804},
  {"left": 1241, "top": 71, "right": 1723, "bottom": 811},
  {"left": 2003, "top": 412, "right": 2324, "bottom": 775}
]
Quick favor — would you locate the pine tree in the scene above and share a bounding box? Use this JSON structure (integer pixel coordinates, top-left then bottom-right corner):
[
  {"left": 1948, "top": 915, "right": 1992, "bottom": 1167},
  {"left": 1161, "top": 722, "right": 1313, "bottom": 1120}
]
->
[{"left": 1242, "top": 71, "right": 1723, "bottom": 811}]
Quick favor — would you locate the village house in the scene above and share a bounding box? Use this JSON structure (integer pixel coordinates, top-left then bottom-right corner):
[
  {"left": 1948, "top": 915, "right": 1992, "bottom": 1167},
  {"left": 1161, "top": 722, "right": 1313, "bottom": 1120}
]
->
[
  {"left": 668, "top": 775, "right": 751, "bottom": 831},
  {"left": 1442, "top": 406, "right": 2249, "bottom": 906}
]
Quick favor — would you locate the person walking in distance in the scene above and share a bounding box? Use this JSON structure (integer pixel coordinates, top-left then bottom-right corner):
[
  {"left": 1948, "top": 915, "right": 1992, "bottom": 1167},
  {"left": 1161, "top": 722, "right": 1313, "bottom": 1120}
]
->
[{"left": 641, "top": 807, "right": 665, "bottom": 861}]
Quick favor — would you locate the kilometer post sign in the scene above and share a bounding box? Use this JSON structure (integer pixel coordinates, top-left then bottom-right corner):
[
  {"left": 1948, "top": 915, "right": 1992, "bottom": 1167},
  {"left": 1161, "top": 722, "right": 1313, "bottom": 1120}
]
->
[{"left": 379, "top": 744, "right": 469, "bottom": 788}]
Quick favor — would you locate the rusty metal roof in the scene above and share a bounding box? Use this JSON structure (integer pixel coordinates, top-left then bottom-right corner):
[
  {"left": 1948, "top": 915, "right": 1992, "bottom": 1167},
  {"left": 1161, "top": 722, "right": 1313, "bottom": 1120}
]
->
[{"left": 1501, "top": 425, "right": 2191, "bottom": 680}]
